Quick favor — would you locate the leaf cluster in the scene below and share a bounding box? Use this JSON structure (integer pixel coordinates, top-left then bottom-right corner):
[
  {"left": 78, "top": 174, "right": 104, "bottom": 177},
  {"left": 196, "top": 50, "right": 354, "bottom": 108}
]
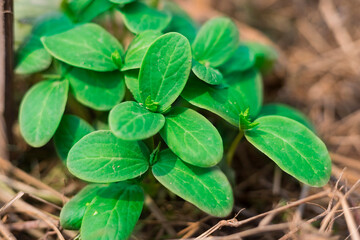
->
[{"left": 16, "top": 1, "right": 331, "bottom": 239}]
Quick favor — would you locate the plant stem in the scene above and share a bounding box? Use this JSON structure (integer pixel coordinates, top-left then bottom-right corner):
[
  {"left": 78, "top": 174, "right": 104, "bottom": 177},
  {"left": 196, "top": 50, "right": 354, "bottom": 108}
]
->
[{"left": 226, "top": 131, "right": 244, "bottom": 166}]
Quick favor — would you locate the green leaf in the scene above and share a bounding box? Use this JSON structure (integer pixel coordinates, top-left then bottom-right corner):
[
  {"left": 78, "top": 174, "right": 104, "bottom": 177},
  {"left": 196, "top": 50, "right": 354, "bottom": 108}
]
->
[
  {"left": 139, "top": 32, "right": 192, "bottom": 112},
  {"left": 110, "top": 0, "right": 135, "bottom": 4},
  {"left": 15, "top": 37, "right": 52, "bottom": 75},
  {"left": 244, "top": 42, "right": 278, "bottom": 74},
  {"left": 66, "top": 0, "right": 92, "bottom": 14},
  {"left": 124, "top": 70, "right": 141, "bottom": 102},
  {"left": 15, "top": 13, "right": 73, "bottom": 75},
  {"left": 19, "top": 79, "right": 69, "bottom": 147},
  {"left": 258, "top": 104, "right": 315, "bottom": 131},
  {"left": 42, "top": 23, "right": 124, "bottom": 71},
  {"left": 54, "top": 115, "right": 94, "bottom": 163},
  {"left": 122, "top": 30, "right": 162, "bottom": 71},
  {"left": 192, "top": 17, "right": 239, "bottom": 67},
  {"left": 66, "top": 67, "right": 126, "bottom": 111},
  {"left": 66, "top": 0, "right": 114, "bottom": 23},
  {"left": 31, "top": 13, "right": 74, "bottom": 37},
  {"left": 60, "top": 184, "right": 106, "bottom": 230},
  {"left": 245, "top": 116, "right": 331, "bottom": 187},
  {"left": 67, "top": 130, "right": 150, "bottom": 183},
  {"left": 109, "top": 101, "right": 165, "bottom": 140},
  {"left": 163, "top": 1, "right": 197, "bottom": 42},
  {"left": 192, "top": 59, "right": 223, "bottom": 85},
  {"left": 182, "top": 69, "right": 263, "bottom": 127},
  {"left": 118, "top": 1, "right": 171, "bottom": 34},
  {"left": 152, "top": 149, "right": 233, "bottom": 217},
  {"left": 219, "top": 45, "right": 255, "bottom": 75},
  {"left": 160, "top": 107, "right": 223, "bottom": 167},
  {"left": 81, "top": 182, "right": 144, "bottom": 240}
]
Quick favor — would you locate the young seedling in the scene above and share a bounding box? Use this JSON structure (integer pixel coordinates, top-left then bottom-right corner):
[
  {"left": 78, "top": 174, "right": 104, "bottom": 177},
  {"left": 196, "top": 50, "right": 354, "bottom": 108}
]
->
[{"left": 16, "top": 1, "right": 331, "bottom": 239}]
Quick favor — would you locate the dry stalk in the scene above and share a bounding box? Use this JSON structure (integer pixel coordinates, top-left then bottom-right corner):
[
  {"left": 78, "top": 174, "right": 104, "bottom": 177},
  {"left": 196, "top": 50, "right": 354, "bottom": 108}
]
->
[{"left": 195, "top": 190, "right": 331, "bottom": 239}]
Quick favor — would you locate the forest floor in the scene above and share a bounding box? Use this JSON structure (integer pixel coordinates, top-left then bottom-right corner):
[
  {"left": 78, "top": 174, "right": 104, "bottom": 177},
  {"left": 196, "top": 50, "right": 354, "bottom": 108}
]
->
[{"left": 1, "top": 0, "right": 360, "bottom": 239}]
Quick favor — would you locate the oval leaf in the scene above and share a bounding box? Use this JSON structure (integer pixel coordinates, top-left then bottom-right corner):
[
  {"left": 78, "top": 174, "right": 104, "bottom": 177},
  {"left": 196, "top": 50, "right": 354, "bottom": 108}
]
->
[
  {"left": 122, "top": 30, "right": 162, "bottom": 71},
  {"left": 81, "top": 182, "right": 144, "bottom": 240},
  {"left": 67, "top": 67, "right": 126, "bottom": 111},
  {"left": 139, "top": 33, "right": 192, "bottom": 112},
  {"left": 192, "top": 17, "right": 239, "bottom": 67},
  {"left": 60, "top": 184, "right": 106, "bottom": 230},
  {"left": 244, "top": 116, "right": 331, "bottom": 187},
  {"left": 163, "top": 1, "right": 197, "bottom": 42},
  {"left": 42, "top": 23, "right": 124, "bottom": 71},
  {"left": 118, "top": 1, "right": 171, "bottom": 34},
  {"left": 219, "top": 45, "right": 255, "bottom": 75},
  {"left": 192, "top": 59, "right": 223, "bottom": 85},
  {"left": 160, "top": 107, "right": 223, "bottom": 167},
  {"left": 109, "top": 101, "right": 165, "bottom": 140},
  {"left": 152, "top": 149, "right": 233, "bottom": 217},
  {"left": 54, "top": 115, "right": 94, "bottom": 163},
  {"left": 67, "top": 0, "right": 114, "bottom": 23},
  {"left": 15, "top": 13, "right": 73, "bottom": 75},
  {"left": 15, "top": 37, "right": 52, "bottom": 75},
  {"left": 67, "top": 130, "right": 150, "bottom": 183},
  {"left": 19, "top": 79, "right": 69, "bottom": 147},
  {"left": 182, "top": 69, "right": 263, "bottom": 127},
  {"left": 258, "top": 104, "right": 315, "bottom": 131}
]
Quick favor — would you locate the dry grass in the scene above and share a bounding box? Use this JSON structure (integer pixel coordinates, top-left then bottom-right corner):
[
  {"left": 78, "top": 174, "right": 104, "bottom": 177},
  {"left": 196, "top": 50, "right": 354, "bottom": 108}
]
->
[{"left": 1, "top": 0, "right": 360, "bottom": 239}]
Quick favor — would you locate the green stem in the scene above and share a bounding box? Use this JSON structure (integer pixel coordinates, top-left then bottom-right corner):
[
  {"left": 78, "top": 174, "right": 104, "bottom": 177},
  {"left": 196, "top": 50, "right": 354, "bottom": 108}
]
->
[{"left": 226, "top": 130, "right": 244, "bottom": 166}]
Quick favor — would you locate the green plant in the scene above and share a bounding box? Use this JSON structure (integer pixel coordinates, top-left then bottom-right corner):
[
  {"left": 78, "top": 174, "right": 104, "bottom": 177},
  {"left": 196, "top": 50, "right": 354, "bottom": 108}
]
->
[{"left": 16, "top": 0, "right": 331, "bottom": 239}]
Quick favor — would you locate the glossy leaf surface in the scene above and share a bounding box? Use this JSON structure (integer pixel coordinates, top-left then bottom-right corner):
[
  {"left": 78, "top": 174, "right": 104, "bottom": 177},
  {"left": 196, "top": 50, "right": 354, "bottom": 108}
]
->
[
  {"left": 182, "top": 69, "right": 263, "bottom": 127},
  {"left": 160, "top": 108, "right": 223, "bottom": 167},
  {"left": 152, "top": 149, "right": 233, "bottom": 217},
  {"left": 109, "top": 101, "right": 165, "bottom": 140},
  {"left": 67, "top": 131, "right": 150, "bottom": 183},
  {"left": 192, "top": 60, "right": 223, "bottom": 85},
  {"left": 258, "top": 104, "right": 315, "bottom": 131},
  {"left": 245, "top": 116, "right": 331, "bottom": 187},
  {"left": 60, "top": 184, "right": 106, "bottom": 230},
  {"left": 119, "top": 1, "right": 171, "bottom": 34},
  {"left": 122, "top": 30, "right": 162, "bottom": 71},
  {"left": 81, "top": 182, "right": 144, "bottom": 240},
  {"left": 139, "top": 33, "right": 192, "bottom": 112},
  {"left": 67, "top": 67, "right": 126, "bottom": 110},
  {"left": 54, "top": 115, "right": 94, "bottom": 162},
  {"left": 19, "top": 79, "right": 69, "bottom": 147},
  {"left": 42, "top": 23, "right": 124, "bottom": 71},
  {"left": 192, "top": 17, "right": 239, "bottom": 67}
]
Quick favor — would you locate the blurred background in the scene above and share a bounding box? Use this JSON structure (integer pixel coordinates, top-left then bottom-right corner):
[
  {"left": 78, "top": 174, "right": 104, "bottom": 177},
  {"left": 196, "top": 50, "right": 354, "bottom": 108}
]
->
[{"left": 0, "top": 0, "right": 359, "bottom": 239}]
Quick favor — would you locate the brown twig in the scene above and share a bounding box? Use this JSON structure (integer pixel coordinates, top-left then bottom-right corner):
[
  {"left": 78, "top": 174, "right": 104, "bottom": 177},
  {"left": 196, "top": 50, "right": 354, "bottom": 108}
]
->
[
  {"left": 340, "top": 191, "right": 360, "bottom": 240},
  {"left": 0, "top": 221, "right": 16, "bottom": 240},
  {"left": 195, "top": 190, "right": 331, "bottom": 239},
  {"left": 145, "top": 195, "right": 177, "bottom": 237},
  {"left": 319, "top": 0, "right": 359, "bottom": 75},
  {"left": 0, "top": 188, "right": 65, "bottom": 240},
  {"left": 320, "top": 180, "right": 360, "bottom": 232},
  {"left": 0, "top": 157, "right": 68, "bottom": 202},
  {"left": 0, "top": 191, "right": 24, "bottom": 215}
]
